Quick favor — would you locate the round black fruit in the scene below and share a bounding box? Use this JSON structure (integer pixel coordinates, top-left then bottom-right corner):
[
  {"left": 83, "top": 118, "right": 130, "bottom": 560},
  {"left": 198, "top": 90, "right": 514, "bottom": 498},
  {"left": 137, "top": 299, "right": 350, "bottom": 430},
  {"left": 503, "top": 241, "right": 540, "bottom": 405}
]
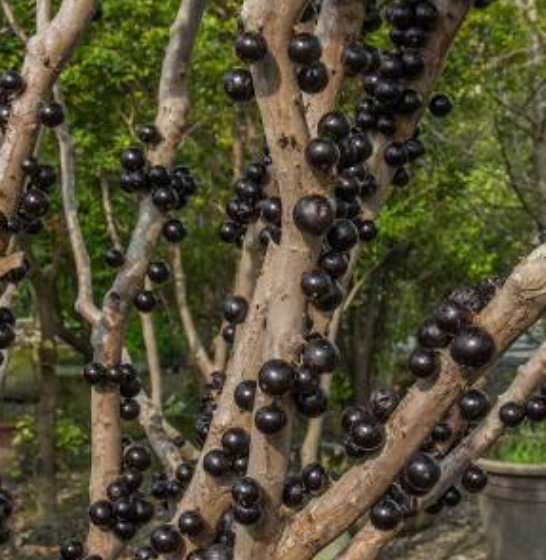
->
[
  {"left": 38, "top": 102, "right": 65, "bottom": 127},
  {"left": 458, "top": 389, "right": 490, "bottom": 422},
  {"left": 134, "top": 290, "right": 158, "bottom": 313},
  {"left": 450, "top": 327, "right": 495, "bottom": 369},
  {"left": 301, "top": 336, "right": 340, "bottom": 374},
  {"left": 162, "top": 219, "right": 187, "bottom": 243},
  {"left": 147, "top": 260, "right": 170, "bottom": 284},
  {"left": 370, "top": 499, "right": 402, "bottom": 531},
  {"left": 435, "top": 301, "right": 471, "bottom": 335},
  {"left": 318, "top": 111, "right": 350, "bottom": 141},
  {"left": 234, "top": 380, "right": 257, "bottom": 411},
  {"left": 525, "top": 395, "right": 546, "bottom": 422},
  {"left": 105, "top": 248, "right": 125, "bottom": 268},
  {"left": 417, "top": 318, "right": 450, "bottom": 349},
  {"left": 370, "top": 388, "right": 399, "bottom": 422},
  {"left": 326, "top": 219, "right": 359, "bottom": 251},
  {"left": 302, "top": 463, "right": 327, "bottom": 493},
  {"left": 461, "top": 464, "right": 488, "bottom": 493},
  {"left": 349, "top": 419, "right": 384, "bottom": 451},
  {"left": 235, "top": 31, "right": 267, "bottom": 63},
  {"left": 293, "top": 195, "right": 334, "bottom": 236},
  {"left": 354, "top": 218, "right": 378, "bottom": 241},
  {"left": 288, "top": 33, "right": 322, "bottom": 64},
  {"left": 89, "top": 500, "right": 114, "bottom": 528},
  {"left": 408, "top": 348, "right": 440, "bottom": 379},
  {"left": 124, "top": 445, "right": 152, "bottom": 471},
  {"left": 233, "top": 502, "right": 262, "bottom": 525},
  {"left": 222, "top": 295, "right": 248, "bottom": 325},
  {"left": 232, "top": 477, "right": 261, "bottom": 506},
  {"left": 178, "top": 510, "right": 204, "bottom": 536},
  {"left": 403, "top": 452, "right": 441, "bottom": 492},
  {"left": 255, "top": 404, "right": 287, "bottom": 434},
  {"left": 224, "top": 69, "right": 254, "bottom": 103},
  {"left": 120, "top": 147, "right": 146, "bottom": 171},
  {"left": 283, "top": 477, "right": 306, "bottom": 508},
  {"left": 499, "top": 401, "right": 525, "bottom": 427},
  {"left": 301, "top": 269, "right": 333, "bottom": 301},
  {"left": 258, "top": 359, "right": 295, "bottom": 396},
  {"left": 297, "top": 62, "right": 329, "bottom": 94},
  {"left": 429, "top": 94, "right": 453, "bottom": 117},
  {"left": 221, "top": 427, "right": 250, "bottom": 457},
  {"left": 203, "top": 449, "right": 232, "bottom": 477},
  {"left": 150, "top": 524, "right": 183, "bottom": 554},
  {"left": 305, "top": 137, "right": 340, "bottom": 172}
]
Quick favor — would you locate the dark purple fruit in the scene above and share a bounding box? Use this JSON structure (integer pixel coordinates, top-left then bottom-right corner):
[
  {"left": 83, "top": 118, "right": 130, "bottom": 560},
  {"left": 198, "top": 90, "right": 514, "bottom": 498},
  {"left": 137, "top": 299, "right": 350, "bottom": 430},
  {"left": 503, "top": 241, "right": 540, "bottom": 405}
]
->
[
  {"left": 349, "top": 419, "right": 384, "bottom": 451},
  {"left": 38, "top": 102, "right": 65, "bottom": 127},
  {"left": 301, "top": 269, "right": 333, "bottom": 301},
  {"left": 233, "top": 502, "right": 262, "bottom": 525},
  {"left": 326, "top": 219, "right": 359, "bottom": 251},
  {"left": 120, "top": 147, "right": 146, "bottom": 171},
  {"left": 83, "top": 362, "right": 108, "bottom": 385},
  {"left": 499, "top": 401, "right": 525, "bottom": 427},
  {"left": 105, "top": 248, "right": 125, "bottom": 268},
  {"left": 134, "top": 290, "right": 158, "bottom": 313},
  {"left": 203, "top": 449, "right": 232, "bottom": 477},
  {"left": 124, "top": 445, "right": 151, "bottom": 471},
  {"left": 305, "top": 137, "right": 340, "bottom": 172},
  {"left": 150, "top": 524, "right": 183, "bottom": 554},
  {"left": 178, "top": 510, "right": 204, "bottom": 536},
  {"left": 293, "top": 195, "right": 334, "bottom": 236},
  {"left": 232, "top": 477, "right": 261, "bottom": 506},
  {"left": 318, "top": 251, "right": 349, "bottom": 279},
  {"left": 318, "top": 111, "right": 350, "bottom": 141},
  {"left": 370, "top": 499, "right": 402, "bottom": 531},
  {"left": 120, "top": 398, "right": 141, "bottom": 421},
  {"left": 138, "top": 124, "right": 161, "bottom": 145},
  {"left": 429, "top": 94, "right": 453, "bottom": 117},
  {"left": 222, "top": 295, "right": 248, "bottom": 325},
  {"left": 288, "top": 33, "right": 322, "bottom": 64},
  {"left": 147, "top": 260, "right": 170, "bottom": 284},
  {"left": 450, "top": 327, "right": 495, "bottom": 369},
  {"left": 417, "top": 319, "right": 450, "bottom": 349},
  {"left": 370, "top": 388, "right": 399, "bottom": 422},
  {"left": 235, "top": 31, "right": 267, "bottom": 63},
  {"left": 297, "top": 62, "right": 329, "bottom": 94},
  {"left": 283, "top": 477, "right": 306, "bottom": 508},
  {"left": 255, "top": 403, "right": 287, "bottom": 434},
  {"left": 258, "top": 359, "right": 295, "bottom": 396},
  {"left": 234, "top": 380, "right": 257, "bottom": 411},
  {"left": 302, "top": 463, "right": 327, "bottom": 492},
  {"left": 459, "top": 389, "right": 490, "bottom": 422},
  {"left": 0, "top": 70, "right": 24, "bottom": 94},
  {"left": 224, "top": 69, "right": 254, "bottom": 103},
  {"left": 525, "top": 395, "right": 546, "bottom": 422},
  {"left": 20, "top": 188, "right": 49, "bottom": 218},
  {"left": 435, "top": 301, "right": 471, "bottom": 335},
  {"left": 221, "top": 427, "right": 250, "bottom": 457},
  {"left": 163, "top": 219, "right": 187, "bottom": 243},
  {"left": 403, "top": 452, "right": 441, "bottom": 492},
  {"left": 89, "top": 500, "right": 114, "bottom": 528},
  {"left": 461, "top": 464, "right": 488, "bottom": 493},
  {"left": 354, "top": 218, "right": 378, "bottom": 241},
  {"left": 301, "top": 336, "right": 339, "bottom": 374}
]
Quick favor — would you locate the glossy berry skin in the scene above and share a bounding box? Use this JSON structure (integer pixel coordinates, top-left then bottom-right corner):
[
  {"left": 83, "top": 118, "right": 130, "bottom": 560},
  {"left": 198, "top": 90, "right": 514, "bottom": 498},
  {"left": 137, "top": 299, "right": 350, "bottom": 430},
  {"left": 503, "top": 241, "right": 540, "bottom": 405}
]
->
[
  {"left": 89, "top": 500, "right": 114, "bottom": 528},
  {"left": 232, "top": 477, "right": 261, "bottom": 506},
  {"left": 341, "top": 406, "right": 372, "bottom": 432},
  {"left": 288, "top": 33, "right": 322, "bottom": 64},
  {"left": 499, "top": 401, "right": 525, "bottom": 427},
  {"left": 302, "top": 463, "right": 327, "bottom": 492},
  {"left": 234, "top": 380, "right": 257, "bottom": 411},
  {"left": 222, "top": 295, "right": 248, "bottom": 324},
  {"left": 305, "top": 137, "right": 340, "bottom": 171},
  {"left": 224, "top": 69, "right": 254, "bottom": 102},
  {"left": 106, "top": 480, "right": 130, "bottom": 502},
  {"left": 255, "top": 404, "right": 287, "bottom": 434},
  {"left": 442, "top": 486, "right": 462, "bottom": 507},
  {"left": 461, "top": 464, "right": 488, "bottom": 493},
  {"left": 0, "top": 307, "right": 15, "bottom": 327},
  {"left": 450, "top": 327, "right": 495, "bottom": 369},
  {"left": 318, "top": 111, "right": 351, "bottom": 141},
  {"left": 134, "top": 290, "right": 158, "bottom": 313},
  {"left": 370, "top": 499, "right": 402, "bottom": 531},
  {"left": 134, "top": 498, "right": 155, "bottom": 524},
  {"left": 297, "top": 62, "right": 329, "bottom": 94},
  {"left": 370, "top": 388, "right": 399, "bottom": 422},
  {"left": 342, "top": 43, "right": 373, "bottom": 76},
  {"left": 105, "top": 248, "right": 125, "bottom": 268},
  {"left": 435, "top": 301, "right": 471, "bottom": 335},
  {"left": 261, "top": 197, "right": 282, "bottom": 225},
  {"left": 384, "top": 142, "right": 409, "bottom": 166},
  {"left": 203, "top": 449, "right": 232, "bottom": 477},
  {"left": 152, "top": 187, "right": 178, "bottom": 211},
  {"left": 120, "top": 398, "right": 140, "bottom": 421},
  {"left": 302, "top": 336, "right": 340, "bottom": 374},
  {"left": 408, "top": 348, "right": 440, "bottom": 379},
  {"left": 124, "top": 445, "right": 151, "bottom": 471},
  {"left": 294, "top": 368, "right": 320, "bottom": 395},
  {"left": 221, "top": 427, "right": 250, "bottom": 457},
  {"left": 293, "top": 195, "right": 334, "bottom": 236},
  {"left": 235, "top": 32, "right": 267, "bottom": 63},
  {"left": 150, "top": 524, "right": 183, "bottom": 554},
  {"left": 233, "top": 502, "right": 262, "bottom": 525},
  {"left": 147, "top": 260, "right": 170, "bottom": 284},
  {"left": 404, "top": 452, "right": 441, "bottom": 492},
  {"left": 60, "top": 541, "right": 85, "bottom": 560},
  {"left": 525, "top": 395, "right": 546, "bottom": 422},
  {"left": 38, "top": 102, "right": 65, "bottom": 127},
  {"left": 175, "top": 461, "right": 194, "bottom": 485},
  {"left": 20, "top": 188, "right": 49, "bottom": 218},
  {"left": 301, "top": 269, "right": 333, "bottom": 301},
  {"left": 134, "top": 546, "right": 157, "bottom": 560},
  {"left": 459, "top": 389, "right": 490, "bottom": 422},
  {"left": 417, "top": 318, "right": 450, "bottom": 348},
  {"left": 120, "top": 147, "right": 146, "bottom": 171},
  {"left": 354, "top": 218, "right": 378, "bottom": 241},
  {"left": 258, "top": 359, "right": 295, "bottom": 396},
  {"left": 0, "top": 70, "right": 24, "bottom": 94},
  {"left": 178, "top": 510, "right": 204, "bottom": 536},
  {"left": 283, "top": 477, "right": 306, "bottom": 508},
  {"left": 429, "top": 94, "right": 453, "bottom": 117},
  {"left": 295, "top": 388, "right": 328, "bottom": 418},
  {"left": 318, "top": 251, "right": 349, "bottom": 279},
  {"left": 83, "top": 362, "right": 108, "bottom": 385},
  {"left": 326, "top": 219, "right": 359, "bottom": 252},
  {"left": 162, "top": 219, "right": 187, "bottom": 243},
  {"left": 138, "top": 124, "right": 161, "bottom": 145},
  {"left": 313, "top": 280, "right": 343, "bottom": 312},
  {"left": 350, "top": 419, "right": 384, "bottom": 451}
]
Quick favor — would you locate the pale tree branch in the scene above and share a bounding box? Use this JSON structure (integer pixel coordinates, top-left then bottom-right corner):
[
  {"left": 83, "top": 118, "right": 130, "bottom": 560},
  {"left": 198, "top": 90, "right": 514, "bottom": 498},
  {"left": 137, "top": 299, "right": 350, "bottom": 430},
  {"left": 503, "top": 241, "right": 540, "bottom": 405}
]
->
[
  {"left": 0, "top": 0, "right": 28, "bottom": 43},
  {"left": 100, "top": 172, "right": 123, "bottom": 252},
  {"left": 277, "top": 240, "right": 546, "bottom": 560},
  {"left": 336, "top": 335, "right": 546, "bottom": 560},
  {"left": 0, "top": 0, "right": 100, "bottom": 254},
  {"left": 169, "top": 244, "right": 215, "bottom": 382}
]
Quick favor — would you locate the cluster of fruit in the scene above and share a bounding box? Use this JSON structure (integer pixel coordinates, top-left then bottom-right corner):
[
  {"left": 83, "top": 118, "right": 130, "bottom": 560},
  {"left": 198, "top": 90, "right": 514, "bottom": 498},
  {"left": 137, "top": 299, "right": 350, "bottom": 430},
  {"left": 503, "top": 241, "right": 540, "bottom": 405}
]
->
[
  {"left": 219, "top": 157, "right": 279, "bottom": 250},
  {"left": 83, "top": 362, "right": 143, "bottom": 421}
]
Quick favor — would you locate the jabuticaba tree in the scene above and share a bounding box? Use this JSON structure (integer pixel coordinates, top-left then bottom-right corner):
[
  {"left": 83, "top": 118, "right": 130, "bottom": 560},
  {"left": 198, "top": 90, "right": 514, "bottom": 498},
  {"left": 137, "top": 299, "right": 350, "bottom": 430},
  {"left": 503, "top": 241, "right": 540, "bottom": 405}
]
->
[{"left": 1, "top": 0, "right": 546, "bottom": 560}]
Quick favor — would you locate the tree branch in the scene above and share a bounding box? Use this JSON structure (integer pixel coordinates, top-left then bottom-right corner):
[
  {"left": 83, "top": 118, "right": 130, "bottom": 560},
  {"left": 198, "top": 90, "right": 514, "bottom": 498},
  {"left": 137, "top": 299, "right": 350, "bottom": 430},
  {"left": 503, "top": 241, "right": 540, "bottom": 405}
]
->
[
  {"left": 0, "top": 0, "right": 28, "bottom": 43},
  {"left": 277, "top": 240, "right": 546, "bottom": 560}
]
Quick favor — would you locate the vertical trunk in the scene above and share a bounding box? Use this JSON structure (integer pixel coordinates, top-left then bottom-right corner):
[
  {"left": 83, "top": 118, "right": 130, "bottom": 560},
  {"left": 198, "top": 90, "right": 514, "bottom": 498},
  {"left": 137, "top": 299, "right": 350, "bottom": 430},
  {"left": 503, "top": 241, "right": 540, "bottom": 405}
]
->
[
  {"left": 353, "top": 280, "right": 384, "bottom": 406},
  {"left": 35, "top": 336, "right": 58, "bottom": 534}
]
